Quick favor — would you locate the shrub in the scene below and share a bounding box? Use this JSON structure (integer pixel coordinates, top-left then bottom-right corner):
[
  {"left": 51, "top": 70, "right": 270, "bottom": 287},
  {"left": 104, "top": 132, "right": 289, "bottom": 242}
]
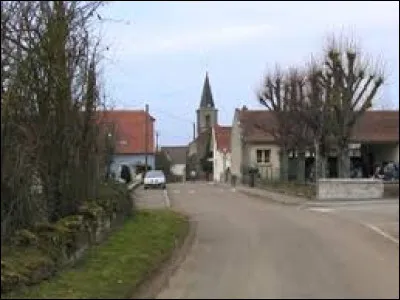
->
[{"left": 1, "top": 182, "right": 134, "bottom": 295}]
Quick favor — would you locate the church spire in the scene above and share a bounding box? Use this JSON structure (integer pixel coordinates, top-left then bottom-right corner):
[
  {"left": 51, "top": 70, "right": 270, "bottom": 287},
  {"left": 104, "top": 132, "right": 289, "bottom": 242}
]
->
[{"left": 199, "top": 72, "right": 215, "bottom": 108}]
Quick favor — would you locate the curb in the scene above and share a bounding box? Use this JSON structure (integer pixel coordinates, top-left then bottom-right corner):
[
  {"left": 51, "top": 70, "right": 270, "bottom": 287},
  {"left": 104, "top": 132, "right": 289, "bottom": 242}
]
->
[
  {"left": 238, "top": 189, "right": 305, "bottom": 206},
  {"left": 131, "top": 217, "right": 197, "bottom": 299}
]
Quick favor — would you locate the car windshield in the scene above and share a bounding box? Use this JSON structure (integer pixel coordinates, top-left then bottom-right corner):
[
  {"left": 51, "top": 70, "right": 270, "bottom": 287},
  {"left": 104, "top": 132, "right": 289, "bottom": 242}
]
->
[{"left": 145, "top": 171, "right": 164, "bottom": 178}]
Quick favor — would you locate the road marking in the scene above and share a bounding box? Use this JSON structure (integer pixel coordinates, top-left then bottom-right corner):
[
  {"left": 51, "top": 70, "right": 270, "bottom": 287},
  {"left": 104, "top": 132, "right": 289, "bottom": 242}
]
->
[
  {"left": 363, "top": 223, "right": 399, "bottom": 245},
  {"left": 163, "top": 189, "right": 171, "bottom": 208},
  {"left": 308, "top": 208, "right": 335, "bottom": 213},
  {"left": 308, "top": 199, "right": 399, "bottom": 207},
  {"left": 173, "top": 190, "right": 180, "bottom": 194}
]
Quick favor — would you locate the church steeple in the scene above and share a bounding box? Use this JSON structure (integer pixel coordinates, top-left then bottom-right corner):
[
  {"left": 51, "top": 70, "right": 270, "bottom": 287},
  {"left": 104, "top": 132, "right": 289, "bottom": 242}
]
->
[
  {"left": 196, "top": 72, "right": 218, "bottom": 136},
  {"left": 199, "top": 72, "right": 215, "bottom": 108}
]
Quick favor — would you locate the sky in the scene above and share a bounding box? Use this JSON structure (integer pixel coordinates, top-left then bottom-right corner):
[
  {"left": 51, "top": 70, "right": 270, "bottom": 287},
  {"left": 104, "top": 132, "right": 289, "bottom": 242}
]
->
[{"left": 97, "top": 1, "right": 399, "bottom": 147}]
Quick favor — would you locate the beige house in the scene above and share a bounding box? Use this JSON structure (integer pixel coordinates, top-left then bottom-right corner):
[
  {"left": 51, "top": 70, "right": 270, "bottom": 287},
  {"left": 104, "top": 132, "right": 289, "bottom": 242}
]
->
[
  {"left": 211, "top": 125, "right": 232, "bottom": 182},
  {"left": 231, "top": 107, "right": 399, "bottom": 181},
  {"left": 231, "top": 107, "right": 281, "bottom": 181}
]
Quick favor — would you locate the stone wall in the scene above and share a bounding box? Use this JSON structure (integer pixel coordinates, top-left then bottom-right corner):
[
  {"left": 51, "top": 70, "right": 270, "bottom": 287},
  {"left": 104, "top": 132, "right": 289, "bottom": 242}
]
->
[
  {"left": 1, "top": 182, "right": 141, "bottom": 295},
  {"left": 317, "top": 178, "right": 384, "bottom": 200}
]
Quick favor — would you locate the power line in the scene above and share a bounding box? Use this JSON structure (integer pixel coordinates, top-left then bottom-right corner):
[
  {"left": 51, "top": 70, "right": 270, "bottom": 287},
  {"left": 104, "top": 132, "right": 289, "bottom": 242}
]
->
[
  {"left": 157, "top": 128, "right": 192, "bottom": 145},
  {"left": 152, "top": 108, "right": 194, "bottom": 124}
]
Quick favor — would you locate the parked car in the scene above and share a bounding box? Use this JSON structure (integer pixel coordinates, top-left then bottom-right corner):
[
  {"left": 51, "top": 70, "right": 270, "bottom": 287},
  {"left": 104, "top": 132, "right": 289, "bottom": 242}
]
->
[{"left": 143, "top": 170, "right": 166, "bottom": 189}]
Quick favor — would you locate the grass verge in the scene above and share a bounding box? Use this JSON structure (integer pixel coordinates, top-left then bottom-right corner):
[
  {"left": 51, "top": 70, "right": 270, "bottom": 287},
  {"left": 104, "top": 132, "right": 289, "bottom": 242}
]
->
[{"left": 2, "top": 209, "right": 189, "bottom": 299}]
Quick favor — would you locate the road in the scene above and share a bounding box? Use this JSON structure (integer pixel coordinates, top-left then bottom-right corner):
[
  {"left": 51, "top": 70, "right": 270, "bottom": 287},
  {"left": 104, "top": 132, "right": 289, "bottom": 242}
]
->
[
  {"left": 303, "top": 199, "right": 399, "bottom": 243},
  {"left": 154, "top": 182, "right": 399, "bottom": 299},
  {"left": 133, "top": 186, "right": 169, "bottom": 210}
]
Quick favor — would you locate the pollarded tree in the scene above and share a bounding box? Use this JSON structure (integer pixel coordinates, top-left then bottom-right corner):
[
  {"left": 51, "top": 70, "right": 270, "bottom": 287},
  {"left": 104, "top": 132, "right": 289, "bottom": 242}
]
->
[
  {"left": 298, "top": 59, "right": 336, "bottom": 181},
  {"left": 321, "top": 36, "right": 384, "bottom": 178},
  {"left": 258, "top": 67, "right": 308, "bottom": 182}
]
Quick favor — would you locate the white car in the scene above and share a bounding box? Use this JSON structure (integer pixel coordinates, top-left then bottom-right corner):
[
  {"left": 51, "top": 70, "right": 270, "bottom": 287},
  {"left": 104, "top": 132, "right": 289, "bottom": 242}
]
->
[{"left": 143, "top": 170, "right": 166, "bottom": 189}]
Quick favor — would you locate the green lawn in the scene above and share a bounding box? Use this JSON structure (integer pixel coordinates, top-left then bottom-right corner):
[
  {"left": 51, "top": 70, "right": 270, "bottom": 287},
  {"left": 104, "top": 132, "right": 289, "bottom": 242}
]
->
[{"left": 2, "top": 210, "right": 189, "bottom": 299}]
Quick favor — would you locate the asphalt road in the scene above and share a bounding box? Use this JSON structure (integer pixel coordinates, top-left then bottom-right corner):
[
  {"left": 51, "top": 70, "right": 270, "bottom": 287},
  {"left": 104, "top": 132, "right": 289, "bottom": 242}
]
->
[
  {"left": 133, "top": 186, "right": 169, "bottom": 210},
  {"left": 303, "top": 199, "right": 399, "bottom": 243},
  {"left": 155, "top": 182, "right": 399, "bottom": 299}
]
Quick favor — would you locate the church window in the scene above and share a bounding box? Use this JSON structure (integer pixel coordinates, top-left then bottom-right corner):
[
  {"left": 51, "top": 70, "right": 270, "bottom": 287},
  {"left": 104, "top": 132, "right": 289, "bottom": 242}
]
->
[{"left": 205, "top": 115, "right": 210, "bottom": 128}]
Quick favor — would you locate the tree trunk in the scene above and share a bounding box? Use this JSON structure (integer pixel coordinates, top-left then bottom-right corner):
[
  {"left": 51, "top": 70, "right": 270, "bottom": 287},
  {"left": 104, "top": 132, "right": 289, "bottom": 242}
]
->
[
  {"left": 320, "top": 155, "right": 328, "bottom": 179},
  {"left": 337, "top": 145, "right": 350, "bottom": 178},
  {"left": 296, "top": 151, "right": 306, "bottom": 183},
  {"left": 280, "top": 148, "right": 289, "bottom": 182}
]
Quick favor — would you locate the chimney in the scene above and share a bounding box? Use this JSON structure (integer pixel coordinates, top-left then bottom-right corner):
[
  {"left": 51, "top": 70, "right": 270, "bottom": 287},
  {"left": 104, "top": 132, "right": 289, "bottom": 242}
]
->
[{"left": 242, "top": 105, "right": 248, "bottom": 111}]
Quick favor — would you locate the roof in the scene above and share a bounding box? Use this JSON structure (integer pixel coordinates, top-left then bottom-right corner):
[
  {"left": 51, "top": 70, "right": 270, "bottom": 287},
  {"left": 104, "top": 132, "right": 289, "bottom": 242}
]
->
[
  {"left": 350, "top": 110, "right": 399, "bottom": 143},
  {"left": 238, "top": 110, "right": 277, "bottom": 143},
  {"left": 214, "top": 125, "right": 232, "bottom": 152},
  {"left": 189, "top": 127, "right": 212, "bottom": 158},
  {"left": 238, "top": 109, "right": 399, "bottom": 144},
  {"left": 161, "top": 146, "right": 188, "bottom": 165},
  {"left": 98, "top": 110, "right": 155, "bottom": 154},
  {"left": 199, "top": 72, "right": 215, "bottom": 108}
]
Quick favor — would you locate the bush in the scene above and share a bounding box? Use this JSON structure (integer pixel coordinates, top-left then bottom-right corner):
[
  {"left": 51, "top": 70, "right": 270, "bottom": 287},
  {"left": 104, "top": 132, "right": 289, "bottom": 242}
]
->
[
  {"left": 97, "top": 181, "right": 133, "bottom": 217},
  {"left": 1, "top": 182, "right": 134, "bottom": 296}
]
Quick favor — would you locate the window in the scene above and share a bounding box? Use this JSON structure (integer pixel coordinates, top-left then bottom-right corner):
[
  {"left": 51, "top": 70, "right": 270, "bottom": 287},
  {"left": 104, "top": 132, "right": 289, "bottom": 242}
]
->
[
  {"left": 256, "top": 149, "right": 263, "bottom": 163},
  {"left": 205, "top": 115, "right": 210, "bottom": 128},
  {"left": 256, "top": 149, "right": 271, "bottom": 163}
]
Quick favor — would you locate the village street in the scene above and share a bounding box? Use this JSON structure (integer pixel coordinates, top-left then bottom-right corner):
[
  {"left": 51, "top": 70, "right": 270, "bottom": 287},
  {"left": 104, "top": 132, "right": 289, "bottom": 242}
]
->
[{"left": 138, "top": 182, "right": 400, "bottom": 299}]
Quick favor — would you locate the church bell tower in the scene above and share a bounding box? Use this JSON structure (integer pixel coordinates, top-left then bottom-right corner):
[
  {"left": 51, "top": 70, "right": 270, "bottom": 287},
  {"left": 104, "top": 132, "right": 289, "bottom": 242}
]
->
[{"left": 196, "top": 72, "right": 218, "bottom": 136}]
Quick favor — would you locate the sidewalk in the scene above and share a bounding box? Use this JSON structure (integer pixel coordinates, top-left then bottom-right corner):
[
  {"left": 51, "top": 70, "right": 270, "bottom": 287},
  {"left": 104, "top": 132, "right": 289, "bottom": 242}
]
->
[
  {"left": 234, "top": 184, "right": 398, "bottom": 206},
  {"left": 215, "top": 182, "right": 308, "bottom": 206},
  {"left": 237, "top": 185, "right": 307, "bottom": 206}
]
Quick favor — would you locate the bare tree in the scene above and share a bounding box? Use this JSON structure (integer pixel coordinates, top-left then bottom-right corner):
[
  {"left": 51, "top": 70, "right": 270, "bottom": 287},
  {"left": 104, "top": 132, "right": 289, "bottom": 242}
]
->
[
  {"left": 258, "top": 67, "right": 308, "bottom": 182},
  {"left": 321, "top": 36, "right": 384, "bottom": 178},
  {"left": 297, "top": 59, "right": 335, "bottom": 181},
  {"left": 1, "top": 1, "right": 110, "bottom": 241}
]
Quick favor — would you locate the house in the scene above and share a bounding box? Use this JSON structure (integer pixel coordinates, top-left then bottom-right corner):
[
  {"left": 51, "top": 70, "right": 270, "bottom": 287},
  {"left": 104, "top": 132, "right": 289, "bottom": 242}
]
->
[
  {"left": 161, "top": 146, "right": 188, "bottom": 178},
  {"left": 98, "top": 110, "right": 156, "bottom": 177},
  {"left": 211, "top": 125, "right": 232, "bottom": 182},
  {"left": 230, "top": 107, "right": 399, "bottom": 181}
]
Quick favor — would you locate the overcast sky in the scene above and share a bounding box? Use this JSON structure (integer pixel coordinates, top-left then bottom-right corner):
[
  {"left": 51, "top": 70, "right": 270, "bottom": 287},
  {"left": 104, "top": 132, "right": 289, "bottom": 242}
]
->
[{"left": 98, "top": 1, "right": 399, "bottom": 146}]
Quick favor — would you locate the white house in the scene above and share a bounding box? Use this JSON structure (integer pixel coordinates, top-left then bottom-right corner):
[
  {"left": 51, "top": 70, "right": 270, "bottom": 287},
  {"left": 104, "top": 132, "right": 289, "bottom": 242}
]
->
[{"left": 211, "top": 125, "right": 232, "bottom": 182}]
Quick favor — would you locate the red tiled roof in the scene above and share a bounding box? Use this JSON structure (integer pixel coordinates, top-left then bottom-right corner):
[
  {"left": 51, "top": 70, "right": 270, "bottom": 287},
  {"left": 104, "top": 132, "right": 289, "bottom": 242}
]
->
[
  {"left": 238, "top": 109, "right": 399, "bottom": 144},
  {"left": 350, "top": 110, "right": 399, "bottom": 143},
  {"left": 214, "top": 125, "right": 232, "bottom": 152},
  {"left": 98, "top": 110, "right": 155, "bottom": 154}
]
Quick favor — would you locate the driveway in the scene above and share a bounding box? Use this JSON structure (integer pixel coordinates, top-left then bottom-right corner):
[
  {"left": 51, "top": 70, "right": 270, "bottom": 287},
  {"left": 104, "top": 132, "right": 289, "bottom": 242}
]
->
[{"left": 157, "top": 182, "right": 399, "bottom": 299}]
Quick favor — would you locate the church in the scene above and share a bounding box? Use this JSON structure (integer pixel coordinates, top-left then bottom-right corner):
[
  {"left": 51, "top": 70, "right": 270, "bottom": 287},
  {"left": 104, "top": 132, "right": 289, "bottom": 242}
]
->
[{"left": 187, "top": 73, "right": 231, "bottom": 181}]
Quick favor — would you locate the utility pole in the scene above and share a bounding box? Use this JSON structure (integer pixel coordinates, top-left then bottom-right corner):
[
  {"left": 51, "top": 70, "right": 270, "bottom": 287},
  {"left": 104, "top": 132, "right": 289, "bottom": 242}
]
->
[
  {"left": 145, "top": 104, "right": 149, "bottom": 173},
  {"left": 156, "top": 130, "right": 159, "bottom": 152}
]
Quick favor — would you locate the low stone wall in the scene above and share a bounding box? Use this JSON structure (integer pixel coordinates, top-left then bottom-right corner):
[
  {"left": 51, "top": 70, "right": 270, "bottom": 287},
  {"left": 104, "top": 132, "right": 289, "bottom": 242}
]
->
[
  {"left": 384, "top": 181, "right": 399, "bottom": 198},
  {"left": 1, "top": 182, "right": 140, "bottom": 295},
  {"left": 317, "top": 178, "right": 384, "bottom": 200}
]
